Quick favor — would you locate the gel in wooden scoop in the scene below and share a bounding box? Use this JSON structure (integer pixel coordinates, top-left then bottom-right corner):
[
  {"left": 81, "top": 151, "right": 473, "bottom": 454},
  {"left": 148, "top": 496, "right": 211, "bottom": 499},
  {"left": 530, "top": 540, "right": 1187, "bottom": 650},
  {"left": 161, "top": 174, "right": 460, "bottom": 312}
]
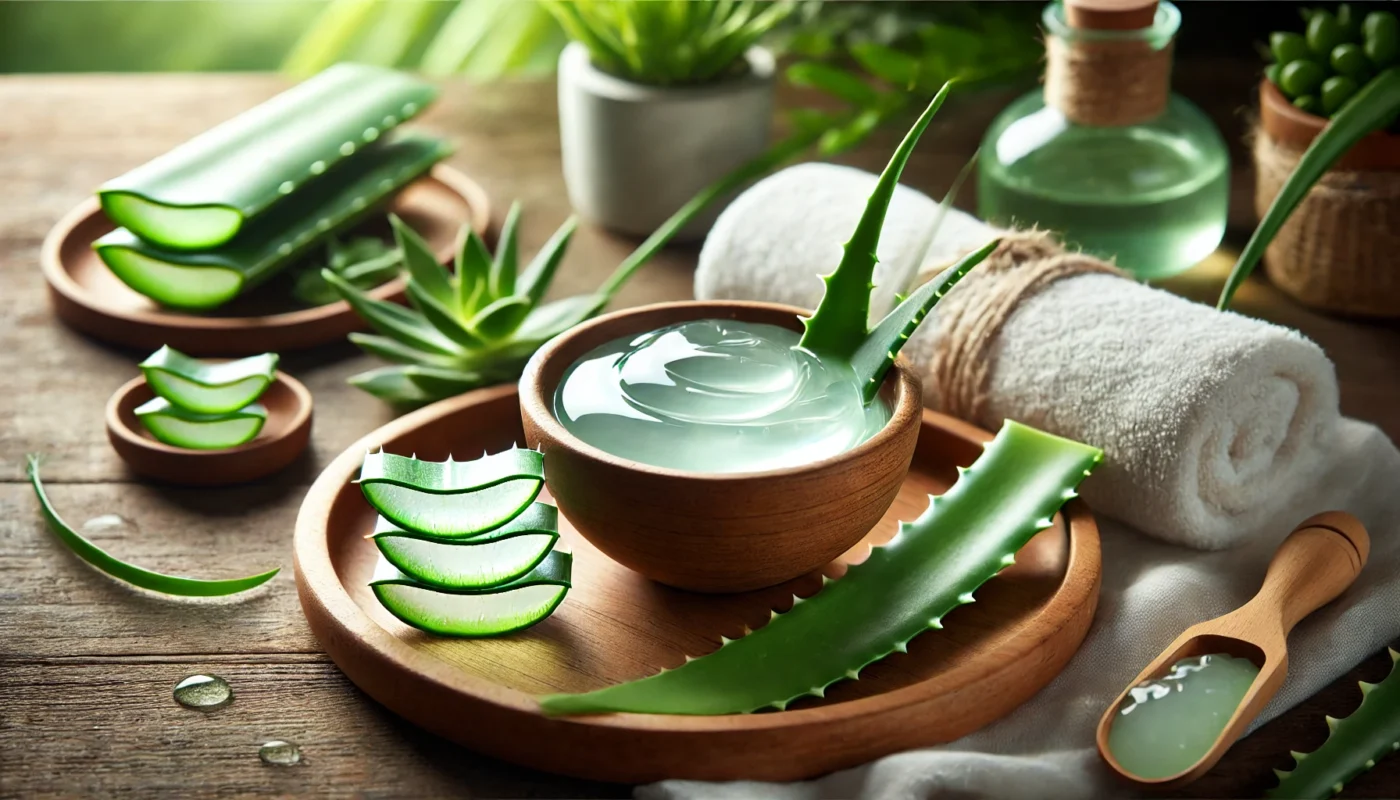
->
[
  {"left": 1106, "top": 653, "right": 1261, "bottom": 779},
  {"left": 553, "top": 318, "right": 890, "bottom": 473}
]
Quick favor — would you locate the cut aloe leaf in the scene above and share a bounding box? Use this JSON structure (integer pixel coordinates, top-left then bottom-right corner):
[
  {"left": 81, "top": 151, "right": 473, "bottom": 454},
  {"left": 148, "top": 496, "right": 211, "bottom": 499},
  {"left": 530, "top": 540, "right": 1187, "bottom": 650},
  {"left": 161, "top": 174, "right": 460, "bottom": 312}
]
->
[
  {"left": 371, "top": 550, "right": 572, "bottom": 637},
  {"left": 98, "top": 63, "right": 438, "bottom": 250},
  {"left": 95, "top": 134, "right": 451, "bottom": 311},
  {"left": 139, "top": 345, "right": 279, "bottom": 414},
  {"left": 135, "top": 398, "right": 267, "bottom": 450},
  {"left": 27, "top": 456, "right": 279, "bottom": 596},
  {"left": 371, "top": 503, "right": 559, "bottom": 589},
  {"left": 357, "top": 448, "right": 545, "bottom": 536}
]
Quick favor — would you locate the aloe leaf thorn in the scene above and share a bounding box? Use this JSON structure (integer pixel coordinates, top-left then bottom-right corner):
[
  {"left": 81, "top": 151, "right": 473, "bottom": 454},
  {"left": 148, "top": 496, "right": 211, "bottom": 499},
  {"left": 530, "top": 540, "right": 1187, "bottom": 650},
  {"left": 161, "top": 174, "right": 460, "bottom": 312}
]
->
[
  {"left": 26, "top": 456, "right": 280, "bottom": 597},
  {"left": 538, "top": 420, "right": 1103, "bottom": 716}
]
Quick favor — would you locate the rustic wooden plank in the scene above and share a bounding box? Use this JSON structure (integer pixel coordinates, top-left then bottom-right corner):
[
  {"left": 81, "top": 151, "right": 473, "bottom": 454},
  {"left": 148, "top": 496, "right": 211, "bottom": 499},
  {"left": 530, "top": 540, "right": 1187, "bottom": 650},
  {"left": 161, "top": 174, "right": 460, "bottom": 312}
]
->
[{"left": 0, "top": 659, "right": 628, "bottom": 799}]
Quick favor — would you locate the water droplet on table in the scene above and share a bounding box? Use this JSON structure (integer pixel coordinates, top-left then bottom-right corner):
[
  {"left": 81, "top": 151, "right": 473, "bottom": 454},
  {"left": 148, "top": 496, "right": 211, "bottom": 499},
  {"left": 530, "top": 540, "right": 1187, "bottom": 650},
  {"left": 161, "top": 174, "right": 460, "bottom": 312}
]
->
[
  {"left": 173, "top": 674, "right": 232, "bottom": 711},
  {"left": 259, "top": 740, "right": 301, "bottom": 766}
]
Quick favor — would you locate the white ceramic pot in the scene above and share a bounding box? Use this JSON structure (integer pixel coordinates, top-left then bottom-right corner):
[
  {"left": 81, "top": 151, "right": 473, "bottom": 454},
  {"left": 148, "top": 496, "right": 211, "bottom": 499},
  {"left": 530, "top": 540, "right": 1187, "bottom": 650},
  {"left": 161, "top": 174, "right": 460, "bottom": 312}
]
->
[{"left": 557, "top": 41, "right": 775, "bottom": 240}]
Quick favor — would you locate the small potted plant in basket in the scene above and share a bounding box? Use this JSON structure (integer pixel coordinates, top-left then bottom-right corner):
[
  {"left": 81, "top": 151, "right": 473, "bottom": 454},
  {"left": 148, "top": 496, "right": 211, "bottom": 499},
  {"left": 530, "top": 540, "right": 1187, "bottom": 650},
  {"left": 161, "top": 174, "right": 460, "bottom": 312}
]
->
[
  {"left": 547, "top": 0, "right": 794, "bottom": 239},
  {"left": 1248, "top": 4, "right": 1400, "bottom": 317}
]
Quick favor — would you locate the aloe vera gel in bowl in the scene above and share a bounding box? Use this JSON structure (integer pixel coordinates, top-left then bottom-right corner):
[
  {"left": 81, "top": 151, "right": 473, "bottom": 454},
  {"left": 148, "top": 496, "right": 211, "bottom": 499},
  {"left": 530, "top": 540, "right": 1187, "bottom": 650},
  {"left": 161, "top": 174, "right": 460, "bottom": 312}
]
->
[{"left": 553, "top": 319, "right": 891, "bottom": 473}]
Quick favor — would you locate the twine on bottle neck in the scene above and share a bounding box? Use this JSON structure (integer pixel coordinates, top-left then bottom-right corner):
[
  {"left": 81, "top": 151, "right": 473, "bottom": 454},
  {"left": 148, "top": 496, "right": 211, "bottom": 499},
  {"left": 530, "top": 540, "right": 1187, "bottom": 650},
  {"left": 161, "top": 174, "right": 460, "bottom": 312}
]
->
[
  {"left": 919, "top": 231, "right": 1126, "bottom": 424},
  {"left": 1044, "top": 31, "right": 1173, "bottom": 126}
]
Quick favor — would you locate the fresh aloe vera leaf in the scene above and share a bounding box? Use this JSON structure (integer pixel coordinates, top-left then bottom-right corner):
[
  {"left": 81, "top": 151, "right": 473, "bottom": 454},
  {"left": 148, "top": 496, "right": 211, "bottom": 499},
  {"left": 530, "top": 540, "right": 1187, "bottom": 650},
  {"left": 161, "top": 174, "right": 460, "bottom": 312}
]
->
[
  {"left": 402, "top": 365, "right": 497, "bottom": 397},
  {"left": 406, "top": 280, "right": 488, "bottom": 348},
  {"left": 138, "top": 345, "right": 279, "bottom": 414},
  {"left": 518, "top": 215, "right": 578, "bottom": 308},
  {"left": 97, "top": 63, "right": 438, "bottom": 250},
  {"left": 1268, "top": 649, "right": 1400, "bottom": 800},
  {"left": 798, "top": 83, "right": 952, "bottom": 361},
  {"left": 390, "top": 213, "right": 455, "bottom": 309},
  {"left": 456, "top": 227, "right": 494, "bottom": 317},
  {"left": 345, "top": 333, "right": 461, "bottom": 368},
  {"left": 490, "top": 201, "right": 523, "bottom": 299},
  {"left": 851, "top": 238, "right": 999, "bottom": 403},
  {"left": 539, "top": 420, "right": 1102, "bottom": 716},
  {"left": 515, "top": 293, "right": 608, "bottom": 341},
  {"left": 323, "top": 268, "right": 463, "bottom": 357},
  {"left": 135, "top": 397, "right": 268, "bottom": 451},
  {"left": 94, "top": 134, "right": 451, "bottom": 311},
  {"left": 357, "top": 448, "right": 545, "bottom": 536},
  {"left": 371, "top": 549, "right": 571, "bottom": 637},
  {"left": 372, "top": 503, "right": 559, "bottom": 589},
  {"left": 26, "top": 456, "right": 279, "bottom": 596},
  {"left": 348, "top": 366, "right": 436, "bottom": 406},
  {"left": 468, "top": 295, "right": 532, "bottom": 340}
]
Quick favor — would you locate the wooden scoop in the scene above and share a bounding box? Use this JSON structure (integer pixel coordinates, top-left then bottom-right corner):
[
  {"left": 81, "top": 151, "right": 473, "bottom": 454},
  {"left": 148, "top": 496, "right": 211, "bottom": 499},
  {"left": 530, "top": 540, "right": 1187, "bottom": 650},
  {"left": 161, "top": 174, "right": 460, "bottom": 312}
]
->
[{"left": 1095, "top": 511, "right": 1370, "bottom": 790}]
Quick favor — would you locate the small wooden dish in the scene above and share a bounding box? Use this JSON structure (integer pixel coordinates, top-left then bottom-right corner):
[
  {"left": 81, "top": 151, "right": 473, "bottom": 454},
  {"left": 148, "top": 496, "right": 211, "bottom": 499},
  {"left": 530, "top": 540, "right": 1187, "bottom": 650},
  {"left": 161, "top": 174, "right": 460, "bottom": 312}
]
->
[
  {"left": 519, "top": 300, "right": 922, "bottom": 593},
  {"left": 41, "top": 164, "right": 490, "bottom": 356},
  {"left": 1096, "top": 512, "right": 1370, "bottom": 790},
  {"left": 294, "top": 383, "right": 1102, "bottom": 783},
  {"left": 106, "top": 371, "right": 313, "bottom": 486}
]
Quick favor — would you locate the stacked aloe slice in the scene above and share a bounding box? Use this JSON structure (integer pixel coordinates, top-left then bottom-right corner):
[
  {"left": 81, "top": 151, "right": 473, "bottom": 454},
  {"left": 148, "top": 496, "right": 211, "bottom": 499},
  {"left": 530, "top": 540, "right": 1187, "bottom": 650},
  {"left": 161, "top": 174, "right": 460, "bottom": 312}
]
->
[
  {"left": 358, "top": 448, "right": 572, "bottom": 637},
  {"left": 135, "top": 345, "right": 279, "bottom": 450},
  {"left": 93, "top": 64, "right": 451, "bottom": 311}
]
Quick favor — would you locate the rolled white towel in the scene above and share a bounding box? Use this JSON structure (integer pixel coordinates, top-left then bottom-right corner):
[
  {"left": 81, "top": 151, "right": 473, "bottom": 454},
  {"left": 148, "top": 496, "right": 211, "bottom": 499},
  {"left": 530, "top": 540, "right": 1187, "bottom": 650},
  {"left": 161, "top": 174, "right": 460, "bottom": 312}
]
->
[{"left": 696, "top": 164, "right": 1342, "bottom": 550}]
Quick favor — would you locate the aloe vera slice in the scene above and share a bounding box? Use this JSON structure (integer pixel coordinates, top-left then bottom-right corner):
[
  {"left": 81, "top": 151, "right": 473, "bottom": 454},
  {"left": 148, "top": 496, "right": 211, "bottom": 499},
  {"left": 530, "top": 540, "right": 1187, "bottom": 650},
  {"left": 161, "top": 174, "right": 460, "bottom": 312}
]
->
[
  {"left": 135, "top": 398, "right": 267, "bottom": 450},
  {"left": 371, "top": 504, "right": 559, "bottom": 589},
  {"left": 98, "top": 63, "right": 438, "bottom": 250},
  {"left": 539, "top": 420, "right": 1102, "bottom": 716},
  {"left": 139, "top": 345, "right": 279, "bottom": 414},
  {"left": 371, "top": 550, "right": 572, "bottom": 637},
  {"left": 94, "top": 134, "right": 451, "bottom": 311},
  {"left": 27, "top": 456, "right": 279, "bottom": 596},
  {"left": 357, "top": 448, "right": 545, "bottom": 536}
]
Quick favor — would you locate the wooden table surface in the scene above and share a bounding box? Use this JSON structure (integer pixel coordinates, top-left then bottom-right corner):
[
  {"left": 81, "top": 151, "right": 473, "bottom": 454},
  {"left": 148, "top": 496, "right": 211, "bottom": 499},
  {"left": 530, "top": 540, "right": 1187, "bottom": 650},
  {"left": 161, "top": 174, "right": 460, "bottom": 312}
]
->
[{"left": 2, "top": 72, "right": 1399, "bottom": 799}]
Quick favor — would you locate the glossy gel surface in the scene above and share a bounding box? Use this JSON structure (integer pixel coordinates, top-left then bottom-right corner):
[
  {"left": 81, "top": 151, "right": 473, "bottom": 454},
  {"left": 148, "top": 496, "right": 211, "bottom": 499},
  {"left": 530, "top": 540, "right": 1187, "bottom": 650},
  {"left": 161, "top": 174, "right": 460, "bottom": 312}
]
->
[
  {"left": 1107, "top": 653, "right": 1260, "bottom": 779},
  {"left": 554, "top": 319, "right": 890, "bottom": 474}
]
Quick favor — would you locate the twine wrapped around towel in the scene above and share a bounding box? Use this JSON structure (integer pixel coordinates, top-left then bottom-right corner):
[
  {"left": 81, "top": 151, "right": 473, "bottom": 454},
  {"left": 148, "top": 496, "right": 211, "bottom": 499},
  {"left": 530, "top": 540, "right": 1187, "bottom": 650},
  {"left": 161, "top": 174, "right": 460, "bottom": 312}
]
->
[
  {"left": 1254, "top": 129, "right": 1400, "bottom": 317},
  {"left": 923, "top": 231, "right": 1125, "bottom": 423}
]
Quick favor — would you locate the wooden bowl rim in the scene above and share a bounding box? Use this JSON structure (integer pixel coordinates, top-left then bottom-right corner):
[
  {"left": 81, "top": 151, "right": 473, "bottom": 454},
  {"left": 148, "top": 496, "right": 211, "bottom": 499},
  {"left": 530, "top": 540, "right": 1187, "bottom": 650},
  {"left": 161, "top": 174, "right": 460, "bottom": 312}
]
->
[
  {"left": 1258, "top": 78, "right": 1400, "bottom": 170},
  {"left": 294, "top": 383, "right": 1101, "bottom": 738},
  {"left": 106, "top": 370, "right": 313, "bottom": 461},
  {"left": 519, "top": 299, "right": 923, "bottom": 482},
  {"left": 39, "top": 163, "right": 491, "bottom": 335}
]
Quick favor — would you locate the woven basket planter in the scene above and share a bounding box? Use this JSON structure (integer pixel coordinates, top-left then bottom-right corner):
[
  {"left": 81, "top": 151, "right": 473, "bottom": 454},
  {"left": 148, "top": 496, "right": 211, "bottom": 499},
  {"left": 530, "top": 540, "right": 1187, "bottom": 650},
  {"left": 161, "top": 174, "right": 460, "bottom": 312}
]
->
[{"left": 1256, "top": 79, "right": 1400, "bottom": 318}]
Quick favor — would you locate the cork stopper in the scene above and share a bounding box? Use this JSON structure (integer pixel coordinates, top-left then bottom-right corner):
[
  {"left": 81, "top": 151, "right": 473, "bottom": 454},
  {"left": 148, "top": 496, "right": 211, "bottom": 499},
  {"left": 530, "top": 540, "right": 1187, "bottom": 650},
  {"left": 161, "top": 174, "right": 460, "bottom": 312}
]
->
[{"left": 1065, "top": 0, "right": 1158, "bottom": 31}]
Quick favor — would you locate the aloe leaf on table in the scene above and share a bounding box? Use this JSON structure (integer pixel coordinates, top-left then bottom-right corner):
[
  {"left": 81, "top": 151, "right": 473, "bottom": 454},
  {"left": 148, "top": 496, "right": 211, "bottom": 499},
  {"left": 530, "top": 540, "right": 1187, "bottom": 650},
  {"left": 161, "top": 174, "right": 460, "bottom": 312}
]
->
[
  {"left": 539, "top": 420, "right": 1103, "bottom": 716},
  {"left": 139, "top": 345, "right": 279, "bottom": 414},
  {"left": 95, "top": 134, "right": 451, "bottom": 311},
  {"left": 357, "top": 447, "right": 544, "bottom": 536},
  {"left": 98, "top": 63, "right": 437, "bottom": 250},
  {"left": 134, "top": 398, "right": 269, "bottom": 451},
  {"left": 371, "top": 503, "right": 559, "bottom": 589},
  {"left": 1219, "top": 66, "right": 1400, "bottom": 310},
  {"left": 371, "top": 550, "right": 572, "bottom": 637},
  {"left": 27, "top": 456, "right": 280, "bottom": 597},
  {"left": 1267, "top": 648, "right": 1400, "bottom": 800}
]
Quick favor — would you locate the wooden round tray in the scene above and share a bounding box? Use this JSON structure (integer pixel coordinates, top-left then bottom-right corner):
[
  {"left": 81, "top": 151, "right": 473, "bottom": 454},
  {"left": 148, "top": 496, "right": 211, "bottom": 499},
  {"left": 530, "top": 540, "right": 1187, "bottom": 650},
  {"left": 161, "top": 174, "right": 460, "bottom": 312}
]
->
[
  {"left": 294, "top": 385, "right": 1101, "bottom": 784},
  {"left": 41, "top": 164, "right": 490, "bottom": 356}
]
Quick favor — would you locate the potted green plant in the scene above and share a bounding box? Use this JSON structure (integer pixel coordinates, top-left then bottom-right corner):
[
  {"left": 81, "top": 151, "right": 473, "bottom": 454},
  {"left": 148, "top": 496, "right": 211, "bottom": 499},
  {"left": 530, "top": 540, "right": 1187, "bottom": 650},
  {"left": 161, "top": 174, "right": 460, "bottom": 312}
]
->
[
  {"left": 547, "top": 0, "right": 794, "bottom": 238},
  {"left": 1233, "top": 4, "right": 1400, "bottom": 316}
]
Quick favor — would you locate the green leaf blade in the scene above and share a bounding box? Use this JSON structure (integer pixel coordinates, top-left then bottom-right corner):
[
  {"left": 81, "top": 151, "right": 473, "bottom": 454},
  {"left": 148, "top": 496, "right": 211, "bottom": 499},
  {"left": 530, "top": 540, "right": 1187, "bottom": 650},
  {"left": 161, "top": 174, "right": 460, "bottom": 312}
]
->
[
  {"left": 538, "top": 420, "right": 1102, "bottom": 716},
  {"left": 490, "top": 201, "right": 523, "bottom": 299},
  {"left": 27, "top": 456, "right": 280, "bottom": 597},
  {"left": 391, "top": 213, "right": 455, "bottom": 308}
]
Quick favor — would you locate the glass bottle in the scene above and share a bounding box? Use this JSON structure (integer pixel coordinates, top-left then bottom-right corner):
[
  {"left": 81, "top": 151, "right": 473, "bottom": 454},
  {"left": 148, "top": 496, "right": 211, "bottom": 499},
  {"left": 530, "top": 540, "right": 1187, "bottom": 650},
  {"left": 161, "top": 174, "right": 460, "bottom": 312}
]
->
[{"left": 978, "top": 0, "right": 1230, "bottom": 280}]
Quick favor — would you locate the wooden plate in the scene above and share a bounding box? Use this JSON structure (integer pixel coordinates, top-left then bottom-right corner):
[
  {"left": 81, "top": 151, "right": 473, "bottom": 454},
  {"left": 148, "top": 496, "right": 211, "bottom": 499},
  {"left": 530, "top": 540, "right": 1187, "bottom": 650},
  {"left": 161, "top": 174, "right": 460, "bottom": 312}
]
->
[
  {"left": 294, "top": 385, "right": 1101, "bottom": 784},
  {"left": 106, "top": 371, "right": 312, "bottom": 486},
  {"left": 41, "top": 165, "right": 490, "bottom": 356}
]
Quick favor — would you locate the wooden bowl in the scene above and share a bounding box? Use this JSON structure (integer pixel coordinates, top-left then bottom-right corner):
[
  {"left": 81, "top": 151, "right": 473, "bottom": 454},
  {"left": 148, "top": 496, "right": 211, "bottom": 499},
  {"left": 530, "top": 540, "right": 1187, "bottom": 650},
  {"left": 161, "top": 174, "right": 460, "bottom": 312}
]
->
[
  {"left": 41, "top": 164, "right": 490, "bottom": 356},
  {"left": 293, "top": 384, "right": 1102, "bottom": 783},
  {"left": 106, "top": 371, "right": 312, "bottom": 486},
  {"left": 518, "top": 301, "right": 922, "bottom": 593},
  {"left": 1259, "top": 79, "right": 1400, "bottom": 170}
]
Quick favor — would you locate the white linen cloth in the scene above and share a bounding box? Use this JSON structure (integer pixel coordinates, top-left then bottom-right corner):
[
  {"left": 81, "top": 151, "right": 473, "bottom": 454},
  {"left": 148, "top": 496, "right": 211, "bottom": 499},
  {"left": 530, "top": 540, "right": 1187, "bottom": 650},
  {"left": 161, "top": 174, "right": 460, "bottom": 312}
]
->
[{"left": 646, "top": 163, "right": 1400, "bottom": 799}]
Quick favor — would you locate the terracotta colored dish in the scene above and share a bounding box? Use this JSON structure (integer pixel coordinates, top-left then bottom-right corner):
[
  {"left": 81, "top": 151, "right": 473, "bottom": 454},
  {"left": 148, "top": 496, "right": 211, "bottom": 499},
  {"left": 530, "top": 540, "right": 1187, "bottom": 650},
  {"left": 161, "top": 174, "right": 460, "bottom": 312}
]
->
[
  {"left": 294, "top": 384, "right": 1101, "bottom": 783},
  {"left": 106, "top": 371, "right": 312, "bottom": 486},
  {"left": 1259, "top": 79, "right": 1400, "bottom": 171},
  {"left": 42, "top": 164, "right": 490, "bottom": 355},
  {"left": 520, "top": 300, "right": 921, "bottom": 594}
]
